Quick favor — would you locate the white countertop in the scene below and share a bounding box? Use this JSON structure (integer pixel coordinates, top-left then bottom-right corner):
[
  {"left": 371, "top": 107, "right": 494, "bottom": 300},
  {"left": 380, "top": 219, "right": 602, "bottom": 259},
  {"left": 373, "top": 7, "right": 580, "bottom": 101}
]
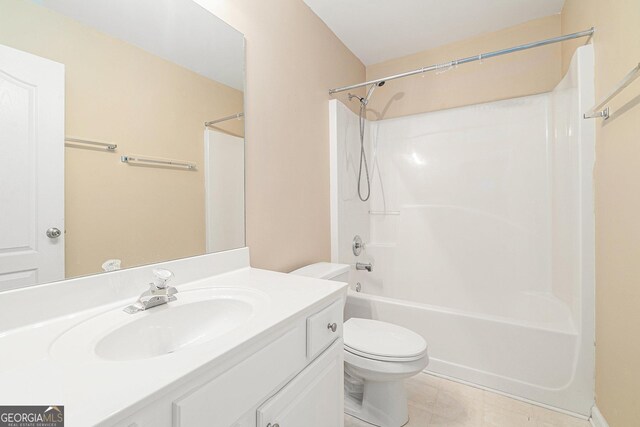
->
[{"left": 0, "top": 253, "right": 346, "bottom": 426}]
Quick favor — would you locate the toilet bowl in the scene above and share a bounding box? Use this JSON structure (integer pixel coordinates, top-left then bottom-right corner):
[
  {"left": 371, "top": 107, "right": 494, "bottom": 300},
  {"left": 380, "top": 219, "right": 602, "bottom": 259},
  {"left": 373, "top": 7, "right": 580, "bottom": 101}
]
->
[
  {"left": 343, "top": 318, "right": 428, "bottom": 427},
  {"left": 290, "top": 263, "right": 429, "bottom": 427}
]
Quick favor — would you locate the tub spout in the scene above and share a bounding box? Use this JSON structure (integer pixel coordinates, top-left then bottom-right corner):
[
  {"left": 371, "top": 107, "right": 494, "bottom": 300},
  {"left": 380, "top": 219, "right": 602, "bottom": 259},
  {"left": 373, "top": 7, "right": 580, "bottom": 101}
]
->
[{"left": 356, "top": 262, "right": 373, "bottom": 272}]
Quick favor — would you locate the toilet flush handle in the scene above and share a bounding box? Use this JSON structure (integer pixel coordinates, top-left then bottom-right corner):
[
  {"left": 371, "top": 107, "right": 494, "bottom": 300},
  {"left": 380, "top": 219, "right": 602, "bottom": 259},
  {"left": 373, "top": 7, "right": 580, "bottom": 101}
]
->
[{"left": 327, "top": 322, "right": 338, "bottom": 332}]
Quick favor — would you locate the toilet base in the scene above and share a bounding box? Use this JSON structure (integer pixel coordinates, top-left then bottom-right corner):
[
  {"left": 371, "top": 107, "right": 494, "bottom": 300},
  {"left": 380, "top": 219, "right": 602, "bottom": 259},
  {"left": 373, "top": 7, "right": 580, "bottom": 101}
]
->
[{"left": 345, "top": 379, "right": 409, "bottom": 427}]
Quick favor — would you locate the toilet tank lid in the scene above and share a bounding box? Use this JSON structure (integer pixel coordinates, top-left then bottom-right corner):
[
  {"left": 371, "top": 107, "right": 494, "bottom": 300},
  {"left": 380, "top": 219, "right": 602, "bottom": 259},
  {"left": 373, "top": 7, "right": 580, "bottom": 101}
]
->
[{"left": 289, "top": 262, "right": 350, "bottom": 279}]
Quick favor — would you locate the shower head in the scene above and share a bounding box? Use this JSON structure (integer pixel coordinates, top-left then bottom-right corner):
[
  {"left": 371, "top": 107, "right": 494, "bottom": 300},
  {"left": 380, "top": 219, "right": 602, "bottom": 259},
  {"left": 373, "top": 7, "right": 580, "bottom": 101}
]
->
[
  {"left": 363, "top": 81, "right": 385, "bottom": 105},
  {"left": 348, "top": 81, "right": 386, "bottom": 106}
]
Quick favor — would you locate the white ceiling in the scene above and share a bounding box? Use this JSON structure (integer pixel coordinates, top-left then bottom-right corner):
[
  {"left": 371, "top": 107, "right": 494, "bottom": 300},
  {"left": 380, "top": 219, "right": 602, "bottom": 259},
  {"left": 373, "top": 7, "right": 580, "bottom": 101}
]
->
[
  {"left": 36, "top": 0, "right": 245, "bottom": 90},
  {"left": 303, "top": 0, "right": 565, "bottom": 65}
]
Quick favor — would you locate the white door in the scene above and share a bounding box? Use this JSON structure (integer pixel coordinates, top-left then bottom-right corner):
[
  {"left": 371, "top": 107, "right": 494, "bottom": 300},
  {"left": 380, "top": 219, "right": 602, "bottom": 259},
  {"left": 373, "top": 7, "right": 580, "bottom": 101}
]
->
[
  {"left": 204, "top": 129, "right": 245, "bottom": 253},
  {"left": 257, "top": 342, "right": 344, "bottom": 427},
  {"left": 0, "top": 44, "right": 65, "bottom": 291}
]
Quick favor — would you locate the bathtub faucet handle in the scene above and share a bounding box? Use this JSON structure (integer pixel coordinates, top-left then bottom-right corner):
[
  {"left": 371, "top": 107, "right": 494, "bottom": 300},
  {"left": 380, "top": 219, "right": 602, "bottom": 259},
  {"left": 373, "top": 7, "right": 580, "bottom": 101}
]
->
[{"left": 353, "top": 235, "right": 365, "bottom": 256}]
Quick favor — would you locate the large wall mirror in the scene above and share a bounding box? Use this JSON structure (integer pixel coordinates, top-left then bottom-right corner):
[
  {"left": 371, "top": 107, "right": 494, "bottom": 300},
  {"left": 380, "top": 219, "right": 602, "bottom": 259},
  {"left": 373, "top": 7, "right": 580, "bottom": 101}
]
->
[{"left": 0, "top": 0, "right": 245, "bottom": 290}]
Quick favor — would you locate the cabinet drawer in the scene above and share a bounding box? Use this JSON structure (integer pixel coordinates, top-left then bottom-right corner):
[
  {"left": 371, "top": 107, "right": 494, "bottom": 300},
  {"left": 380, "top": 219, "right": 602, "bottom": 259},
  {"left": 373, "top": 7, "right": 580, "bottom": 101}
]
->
[{"left": 306, "top": 300, "right": 343, "bottom": 360}]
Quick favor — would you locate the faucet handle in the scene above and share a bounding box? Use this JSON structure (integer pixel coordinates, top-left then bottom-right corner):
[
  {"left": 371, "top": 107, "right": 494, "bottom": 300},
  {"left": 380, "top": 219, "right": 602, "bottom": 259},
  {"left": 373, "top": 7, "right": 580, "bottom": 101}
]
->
[{"left": 152, "top": 268, "right": 174, "bottom": 289}]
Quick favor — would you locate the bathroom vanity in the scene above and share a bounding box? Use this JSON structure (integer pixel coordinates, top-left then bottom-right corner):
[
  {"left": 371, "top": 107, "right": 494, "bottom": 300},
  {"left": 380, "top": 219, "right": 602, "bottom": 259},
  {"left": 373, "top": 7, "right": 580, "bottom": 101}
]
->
[{"left": 0, "top": 249, "right": 347, "bottom": 427}]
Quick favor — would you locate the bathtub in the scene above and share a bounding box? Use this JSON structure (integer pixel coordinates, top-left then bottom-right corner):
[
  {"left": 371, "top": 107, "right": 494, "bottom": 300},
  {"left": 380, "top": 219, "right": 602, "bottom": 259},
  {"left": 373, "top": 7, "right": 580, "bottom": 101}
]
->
[{"left": 344, "top": 274, "right": 592, "bottom": 415}]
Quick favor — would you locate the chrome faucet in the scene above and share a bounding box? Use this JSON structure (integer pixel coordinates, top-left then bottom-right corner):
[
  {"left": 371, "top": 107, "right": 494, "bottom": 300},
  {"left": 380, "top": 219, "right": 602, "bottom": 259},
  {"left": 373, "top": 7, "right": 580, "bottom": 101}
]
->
[
  {"left": 124, "top": 269, "right": 178, "bottom": 314},
  {"left": 356, "top": 262, "right": 373, "bottom": 272}
]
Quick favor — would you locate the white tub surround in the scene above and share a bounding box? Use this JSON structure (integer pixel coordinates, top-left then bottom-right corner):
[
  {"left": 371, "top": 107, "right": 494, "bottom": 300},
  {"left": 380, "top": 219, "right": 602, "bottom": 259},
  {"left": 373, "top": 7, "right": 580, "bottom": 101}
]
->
[
  {"left": 330, "top": 45, "right": 595, "bottom": 415},
  {"left": 590, "top": 406, "right": 610, "bottom": 427},
  {"left": 0, "top": 248, "right": 347, "bottom": 427}
]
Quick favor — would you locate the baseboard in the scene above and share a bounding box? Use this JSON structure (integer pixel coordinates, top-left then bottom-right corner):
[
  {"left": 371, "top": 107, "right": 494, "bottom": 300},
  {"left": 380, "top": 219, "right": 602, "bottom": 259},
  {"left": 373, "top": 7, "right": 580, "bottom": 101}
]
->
[{"left": 590, "top": 406, "right": 610, "bottom": 427}]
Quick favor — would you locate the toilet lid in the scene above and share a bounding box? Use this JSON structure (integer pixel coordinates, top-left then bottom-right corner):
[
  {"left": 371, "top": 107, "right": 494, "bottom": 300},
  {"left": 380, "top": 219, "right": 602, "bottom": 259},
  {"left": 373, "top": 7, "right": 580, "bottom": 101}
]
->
[{"left": 344, "top": 318, "right": 427, "bottom": 361}]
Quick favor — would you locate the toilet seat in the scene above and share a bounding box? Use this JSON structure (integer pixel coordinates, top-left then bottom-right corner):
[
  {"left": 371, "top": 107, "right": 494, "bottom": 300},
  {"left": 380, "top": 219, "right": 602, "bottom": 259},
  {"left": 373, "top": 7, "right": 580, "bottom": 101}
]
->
[
  {"left": 345, "top": 346, "right": 425, "bottom": 362},
  {"left": 344, "top": 318, "right": 427, "bottom": 362}
]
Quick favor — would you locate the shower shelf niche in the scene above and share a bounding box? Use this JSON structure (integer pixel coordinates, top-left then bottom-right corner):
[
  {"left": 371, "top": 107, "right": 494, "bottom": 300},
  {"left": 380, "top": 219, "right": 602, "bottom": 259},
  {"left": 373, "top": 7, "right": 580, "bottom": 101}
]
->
[{"left": 368, "top": 211, "right": 400, "bottom": 215}]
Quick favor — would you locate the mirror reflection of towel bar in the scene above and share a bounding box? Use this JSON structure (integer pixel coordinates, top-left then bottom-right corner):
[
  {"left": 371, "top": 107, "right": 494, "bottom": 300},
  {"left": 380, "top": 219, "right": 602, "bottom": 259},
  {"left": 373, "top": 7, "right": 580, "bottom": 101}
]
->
[
  {"left": 205, "top": 112, "right": 244, "bottom": 127},
  {"left": 120, "top": 155, "right": 196, "bottom": 170},
  {"left": 65, "top": 136, "right": 117, "bottom": 150}
]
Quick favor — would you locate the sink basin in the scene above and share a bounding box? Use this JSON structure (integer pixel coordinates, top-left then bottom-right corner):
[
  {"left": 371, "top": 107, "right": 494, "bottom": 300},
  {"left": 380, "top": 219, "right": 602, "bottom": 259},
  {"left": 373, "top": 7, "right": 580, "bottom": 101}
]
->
[
  {"left": 95, "top": 299, "right": 253, "bottom": 361},
  {"left": 50, "top": 287, "right": 268, "bottom": 362}
]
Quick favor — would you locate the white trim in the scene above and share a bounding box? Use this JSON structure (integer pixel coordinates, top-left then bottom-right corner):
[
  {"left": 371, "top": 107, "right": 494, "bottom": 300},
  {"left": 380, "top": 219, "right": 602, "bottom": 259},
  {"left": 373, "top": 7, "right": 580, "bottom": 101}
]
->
[
  {"left": 329, "top": 100, "right": 339, "bottom": 262},
  {"left": 590, "top": 406, "right": 610, "bottom": 427},
  {"left": 204, "top": 129, "right": 213, "bottom": 253}
]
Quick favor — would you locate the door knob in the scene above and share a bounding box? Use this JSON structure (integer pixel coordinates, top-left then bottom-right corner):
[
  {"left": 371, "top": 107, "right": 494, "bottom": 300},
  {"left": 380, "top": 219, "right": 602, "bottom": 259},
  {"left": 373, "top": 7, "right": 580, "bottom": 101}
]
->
[{"left": 46, "top": 228, "right": 62, "bottom": 239}]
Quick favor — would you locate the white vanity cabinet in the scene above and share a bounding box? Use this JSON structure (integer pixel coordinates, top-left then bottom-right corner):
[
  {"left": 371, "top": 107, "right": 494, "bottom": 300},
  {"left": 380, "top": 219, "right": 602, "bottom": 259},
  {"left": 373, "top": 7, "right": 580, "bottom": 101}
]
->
[
  {"left": 256, "top": 341, "right": 343, "bottom": 427},
  {"left": 110, "top": 298, "right": 344, "bottom": 427}
]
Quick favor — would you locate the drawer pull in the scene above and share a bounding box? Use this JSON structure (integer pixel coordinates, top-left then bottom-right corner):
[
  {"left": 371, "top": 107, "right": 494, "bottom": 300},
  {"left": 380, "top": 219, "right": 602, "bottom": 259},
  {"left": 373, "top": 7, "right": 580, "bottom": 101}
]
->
[
  {"left": 267, "top": 424, "right": 280, "bottom": 427},
  {"left": 307, "top": 301, "right": 342, "bottom": 359}
]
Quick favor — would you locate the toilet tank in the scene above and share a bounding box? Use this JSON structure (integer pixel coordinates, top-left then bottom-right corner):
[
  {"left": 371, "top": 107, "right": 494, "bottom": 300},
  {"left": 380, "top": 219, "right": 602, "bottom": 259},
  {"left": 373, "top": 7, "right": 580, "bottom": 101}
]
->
[{"left": 290, "top": 262, "right": 350, "bottom": 282}]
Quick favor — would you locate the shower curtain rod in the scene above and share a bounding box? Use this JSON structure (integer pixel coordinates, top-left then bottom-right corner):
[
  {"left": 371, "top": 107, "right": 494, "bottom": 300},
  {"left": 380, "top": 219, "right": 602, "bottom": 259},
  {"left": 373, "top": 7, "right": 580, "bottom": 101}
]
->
[
  {"left": 204, "top": 112, "right": 244, "bottom": 127},
  {"left": 329, "top": 27, "right": 595, "bottom": 94}
]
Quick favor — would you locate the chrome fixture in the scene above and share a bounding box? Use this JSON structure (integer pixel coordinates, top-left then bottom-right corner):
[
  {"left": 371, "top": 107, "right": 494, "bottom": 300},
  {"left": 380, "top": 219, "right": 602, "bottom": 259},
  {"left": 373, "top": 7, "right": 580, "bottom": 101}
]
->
[
  {"left": 355, "top": 282, "right": 362, "bottom": 292},
  {"left": 121, "top": 155, "right": 196, "bottom": 170},
  {"left": 329, "top": 28, "right": 595, "bottom": 94},
  {"left": 124, "top": 269, "right": 177, "bottom": 313},
  {"left": 348, "top": 81, "right": 385, "bottom": 106},
  {"left": 65, "top": 136, "right": 117, "bottom": 151},
  {"left": 205, "top": 112, "right": 244, "bottom": 127},
  {"left": 356, "top": 262, "right": 373, "bottom": 272},
  {"left": 352, "top": 235, "right": 364, "bottom": 256},
  {"left": 584, "top": 62, "right": 640, "bottom": 120},
  {"left": 46, "top": 228, "right": 62, "bottom": 239},
  {"left": 327, "top": 322, "right": 338, "bottom": 332},
  {"left": 348, "top": 81, "right": 386, "bottom": 201}
]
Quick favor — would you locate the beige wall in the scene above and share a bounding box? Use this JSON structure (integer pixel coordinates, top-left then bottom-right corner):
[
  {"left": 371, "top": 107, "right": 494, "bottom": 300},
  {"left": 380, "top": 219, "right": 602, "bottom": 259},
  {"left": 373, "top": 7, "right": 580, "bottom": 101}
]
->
[
  {"left": 365, "top": 15, "right": 562, "bottom": 120},
  {"left": 0, "top": 0, "right": 244, "bottom": 277},
  {"left": 195, "top": 0, "right": 365, "bottom": 272},
  {"left": 562, "top": 1, "right": 640, "bottom": 425}
]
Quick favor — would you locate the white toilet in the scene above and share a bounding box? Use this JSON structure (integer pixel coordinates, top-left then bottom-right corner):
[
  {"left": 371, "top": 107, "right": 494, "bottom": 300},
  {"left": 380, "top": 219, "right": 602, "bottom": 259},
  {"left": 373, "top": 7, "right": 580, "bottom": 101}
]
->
[{"left": 290, "top": 262, "right": 429, "bottom": 427}]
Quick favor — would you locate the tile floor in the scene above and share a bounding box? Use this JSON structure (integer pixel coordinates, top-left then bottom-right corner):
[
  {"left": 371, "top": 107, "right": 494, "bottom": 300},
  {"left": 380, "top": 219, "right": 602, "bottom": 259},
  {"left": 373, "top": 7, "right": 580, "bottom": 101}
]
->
[{"left": 344, "top": 373, "right": 591, "bottom": 427}]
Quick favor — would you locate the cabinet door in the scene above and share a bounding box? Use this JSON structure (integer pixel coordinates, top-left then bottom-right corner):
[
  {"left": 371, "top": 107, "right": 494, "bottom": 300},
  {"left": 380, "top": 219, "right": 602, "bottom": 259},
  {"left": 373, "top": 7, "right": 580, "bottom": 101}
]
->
[
  {"left": 173, "top": 326, "right": 306, "bottom": 427},
  {"left": 257, "top": 341, "right": 343, "bottom": 427}
]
